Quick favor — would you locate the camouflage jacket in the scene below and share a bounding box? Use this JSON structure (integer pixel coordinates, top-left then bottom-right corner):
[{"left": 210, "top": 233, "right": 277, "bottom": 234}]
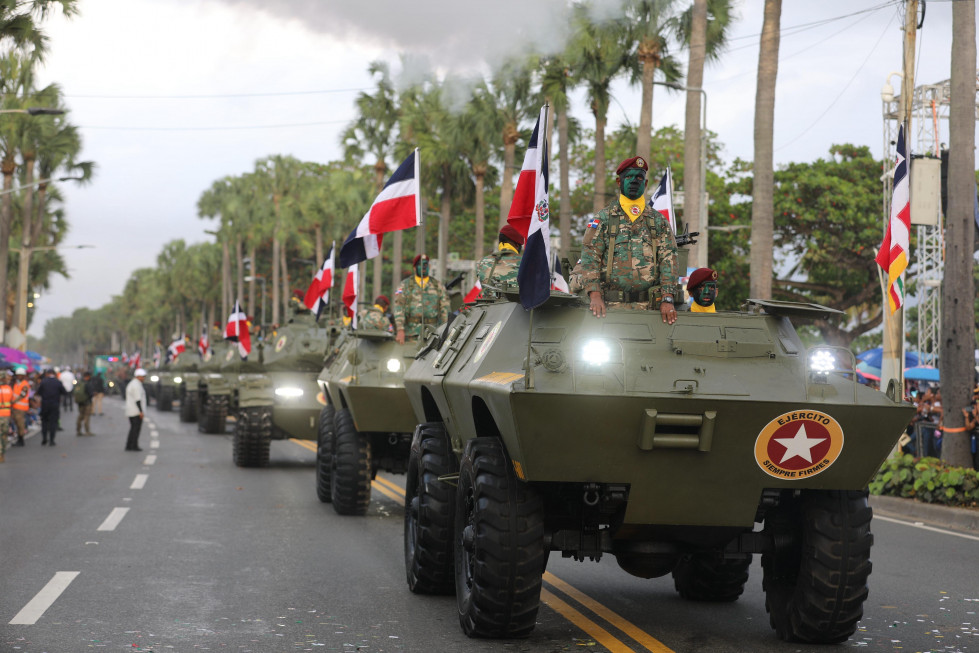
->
[
  {"left": 393, "top": 276, "right": 450, "bottom": 336},
  {"left": 359, "top": 305, "right": 390, "bottom": 331},
  {"left": 476, "top": 247, "right": 522, "bottom": 289},
  {"left": 579, "top": 199, "right": 679, "bottom": 304}
]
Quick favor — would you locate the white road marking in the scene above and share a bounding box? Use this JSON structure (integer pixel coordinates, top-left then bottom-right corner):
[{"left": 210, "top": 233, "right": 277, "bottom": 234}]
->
[
  {"left": 9, "top": 571, "right": 80, "bottom": 625},
  {"left": 130, "top": 474, "right": 148, "bottom": 490},
  {"left": 143, "top": 454, "right": 157, "bottom": 465},
  {"left": 97, "top": 507, "right": 130, "bottom": 532},
  {"left": 149, "top": 440, "right": 159, "bottom": 449},
  {"left": 875, "top": 514, "right": 979, "bottom": 542}
]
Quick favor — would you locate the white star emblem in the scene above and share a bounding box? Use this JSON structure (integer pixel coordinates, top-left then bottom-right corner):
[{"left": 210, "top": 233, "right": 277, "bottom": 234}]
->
[{"left": 774, "top": 423, "right": 826, "bottom": 465}]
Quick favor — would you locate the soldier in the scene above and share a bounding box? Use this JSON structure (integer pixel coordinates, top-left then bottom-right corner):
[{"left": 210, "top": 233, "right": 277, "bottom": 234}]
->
[
  {"left": 579, "top": 156, "right": 680, "bottom": 323},
  {"left": 393, "top": 254, "right": 450, "bottom": 344},
  {"left": 687, "top": 267, "right": 719, "bottom": 313},
  {"left": 360, "top": 295, "right": 391, "bottom": 331},
  {"left": 477, "top": 224, "right": 524, "bottom": 289}
]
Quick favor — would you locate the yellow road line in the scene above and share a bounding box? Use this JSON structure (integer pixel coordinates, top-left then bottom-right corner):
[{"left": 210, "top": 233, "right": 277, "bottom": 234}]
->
[
  {"left": 545, "top": 572, "right": 674, "bottom": 653},
  {"left": 371, "top": 481, "right": 405, "bottom": 505},
  {"left": 540, "top": 588, "right": 634, "bottom": 652},
  {"left": 289, "top": 438, "right": 317, "bottom": 453},
  {"left": 372, "top": 476, "right": 404, "bottom": 494}
]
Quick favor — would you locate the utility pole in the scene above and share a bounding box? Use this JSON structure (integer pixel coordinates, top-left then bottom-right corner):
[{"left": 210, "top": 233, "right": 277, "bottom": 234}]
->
[{"left": 881, "top": 0, "right": 917, "bottom": 394}]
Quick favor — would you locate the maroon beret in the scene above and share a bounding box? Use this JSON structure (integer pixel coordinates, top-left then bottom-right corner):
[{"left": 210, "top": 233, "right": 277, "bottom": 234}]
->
[
  {"left": 374, "top": 295, "right": 390, "bottom": 307},
  {"left": 615, "top": 156, "right": 649, "bottom": 176},
  {"left": 499, "top": 223, "right": 525, "bottom": 245},
  {"left": 412, "top": 254, "right": 429, "bottom": 266},
  {"left": 686, "top": 267, "right": 718, "bottom": 292}
]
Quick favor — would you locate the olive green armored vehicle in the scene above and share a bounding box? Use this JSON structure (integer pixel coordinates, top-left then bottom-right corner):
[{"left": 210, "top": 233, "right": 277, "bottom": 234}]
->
[
  {"left": 231, "top": 310, "right": 330, "bottom": 467},
  {"left": 156, "top": 352, "right": 191, "bottom": 412},
  {"left": 173, "top": 352, "right": 201, "bottom": 423},
  {"left": 197, "top": 341, "right": 237, "bottom": 434},
  {"left": 316, "top": 325, "right": 418, "bottom": 515},
  {"left": 401, "top": 294, "right": 915, "bottom": 644}
]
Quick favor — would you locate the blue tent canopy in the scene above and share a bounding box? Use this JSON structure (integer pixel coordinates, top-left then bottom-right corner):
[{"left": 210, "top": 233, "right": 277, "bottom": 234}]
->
[
  {"left": 904, "top": 366, "right": 940, "bottom": 382},
  {"left": 856, "top": 347, "right": 920, "bottom": 370}
]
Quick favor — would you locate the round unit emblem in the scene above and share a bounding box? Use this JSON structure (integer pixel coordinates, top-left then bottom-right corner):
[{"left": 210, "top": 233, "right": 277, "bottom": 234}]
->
[
  {"left": 754, "top": 410, "right": 844, "bottom": 480},
  {"left": 275, "top": 335, "right": 287, "bottom": 352}
]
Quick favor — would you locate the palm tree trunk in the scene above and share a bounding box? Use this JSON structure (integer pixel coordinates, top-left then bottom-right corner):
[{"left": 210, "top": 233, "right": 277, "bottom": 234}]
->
[
  {"left": 749, "top": 0, "right": 781, "bottom": 299},
  {"left": 315, "top": 229, "right": 323, "bottom": 266},
  {"left": 14, "top": 157, "right": 36, "bottom": 339},
  {"left": 248, "top": 245, "right": 257, "bottom": 320},
  {"left": 940, "top": 0, "right": 976, "bottom": 468},
  {"left": 221, "top": 237, "right": 231, "bottom": 322},
  {"left": 474, "top": 169, "right": 486, "bottom": 260},
  {"left": 499, "top": 128, "right": 518, "bottom": 227},
  {"left": 637, "top": 42, "right": 659, "bottom": 165},
  {"left": 235, "top": 236, "right": 244, "bottom": 307},
  {"left": 373, "top": 160, "right": 386, "bottom": 300},
  {"left": 593, "top": 106, "right": 607, "bottom": 214},
  {"left": 281, "top": 245, "right": 290, "bottom": 320},
  {"left": 271, "top": 232, "right": 281, "bottom": 326},
  {"left": 438, "top": 170, "right": 451, "bottom": 281},
  {"left": 0, "top": 163, "right": 13, "bottom": 337},
  {"left": 392, "top": 230, "right": 403, "bottom": 297},
  {"left": 684, "top": 0, "right": 707, "bottom": 268},
  {"left": 559, "top": 106, "right": 571, "bottom": 257}
]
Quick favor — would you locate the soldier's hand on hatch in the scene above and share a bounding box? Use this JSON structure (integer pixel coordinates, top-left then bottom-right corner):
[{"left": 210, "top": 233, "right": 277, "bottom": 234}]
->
[
  {"left": 588, "top": 291, "right": 606, "bottom": 318},
  {"left": 396, "top": 328, "right": 406, "bottom": 345},
  {"left": 661, "top": 301, "right": 677, "bottom": 325}
]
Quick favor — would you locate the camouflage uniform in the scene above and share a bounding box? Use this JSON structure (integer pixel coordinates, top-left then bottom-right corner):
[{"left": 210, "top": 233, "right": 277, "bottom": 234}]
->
[
  {"left": 359, "top": 305, "right": 390, "bottom": 331},
  {"left": 476, "top": 247, "right": 522, "bottom": 289},
  {"left": 579, "top": 199, "right": 679, "bottom": 309},
  {"left": 393, "top": 277, "right": 450, "bottom": 338}
]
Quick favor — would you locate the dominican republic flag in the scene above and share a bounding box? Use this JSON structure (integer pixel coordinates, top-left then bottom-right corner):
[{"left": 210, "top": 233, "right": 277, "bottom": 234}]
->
[
  {"left": 198, "top": 325, "right": 209, "bottom": 358},
  {"left": 129, "top": 352, "right": 140, "bottom": 369},
  {"left": 339, "top": 149, "right": 421, "bottom": 267},
  {"left": 875, "top": 124, "right": 911, "bottom": 313},
  {"left": 508, "top": 106, "right": 550, "bottom": 310},
  {"left": 342, "top": 264, "right": 359, "bottom": 329},
  {"left": 152, "top": 343, "right": 162, "bottom": 368},
  {"left": 650, "top": 167, "right": 676, "bottom": 233},
  {"left": 304, "top": 242, "right": 335, "bottom": 317},
  {"left": 224, "top": 300, "right": 251, "bottom": 359},
  {"left": 167, "top": 337, "right": 186, "bottom": 361},
  {"left": 463, "top": 280, "right": 482, "bottom": 303},
  {"left": 550, "top": 255, "right": 569, "bottom": 293}
]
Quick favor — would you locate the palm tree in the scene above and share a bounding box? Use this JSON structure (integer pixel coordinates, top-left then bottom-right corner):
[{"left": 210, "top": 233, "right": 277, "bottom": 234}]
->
[
  {"left": 0, "top": 1, "right": 79, "bottom": 60},
  {"left": 538, "top": 54, "right": 577, "bottom": 258},
  {"left": 749, "top": 0, "right": 781, "bottom": 299},
  {"left": 487, "top": 61, "right": 534, "bottom": 227},
  {"left": 254, "top": 155, "right": 304, "bottom": 324},
  {"left": 197, "top": 178, "right": 234, "bottom": 320}
]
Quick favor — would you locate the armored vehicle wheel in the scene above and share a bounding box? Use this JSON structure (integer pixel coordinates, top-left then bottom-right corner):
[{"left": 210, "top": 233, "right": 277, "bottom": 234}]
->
[
  {"left": 233, "top": 406, "right": 272, "bottom": 467},
  {"left": 200, "top": 395, "right": 228, "bottom": 434},
  {"left": 672, "top": 553, "right": 752, "bottom": 602},
  {"left": 405, "top": 422, "right": 456, "bottom": 594},
  {"left": 158, "top": 386, "right": 174, "bottom": 412},
  {"left": 179, "top": 389, "right": 198, "bottom": 423},
  {"left": 762, "top": 490, "right": 873, "bottom": 644},
  {"left": 455, "top": 437, "right": 545, "bottom": 638},
  {"left": 316, "top": 405, "right": 335, "bottom": 503},
  {"left": 330, "top": 408, "right": 371, "bottom": 515}
]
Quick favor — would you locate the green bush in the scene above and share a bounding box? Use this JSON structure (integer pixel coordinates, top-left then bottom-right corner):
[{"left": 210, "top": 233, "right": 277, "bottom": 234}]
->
[{"left": 869, "top": 453, "right": 979, "bottom": 507}]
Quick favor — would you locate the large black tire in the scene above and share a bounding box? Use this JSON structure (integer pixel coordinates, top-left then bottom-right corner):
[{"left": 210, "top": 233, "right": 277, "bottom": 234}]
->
[
  {"left": 455, "top": 437, "right": 545, "bottom": 638},
  {"left": 405, "top": 422, "right": 457, "bottom": 594},
  {"left": 763, "top": 490, "right": 873, "bottom": 644},
  {"left": 158, "top": 386, "right": 174, "bottom": 412},
  {"left": 233, "top": 406, "right": 272, "bottom": 467},
  {"left": 179, "top": 389, "right": 198, "bottom": 423},
  {"left": 200, "top": 394, "right": 228, "bottom": 434},
  {"left": 316, "top": 405, "right": 335, "bottom": 503},
  {"left": 672, "top": 553, "right": 752, "bottom": 602},
  {"left": 330, "top": 408, "right": 371, "bottom": 515}
]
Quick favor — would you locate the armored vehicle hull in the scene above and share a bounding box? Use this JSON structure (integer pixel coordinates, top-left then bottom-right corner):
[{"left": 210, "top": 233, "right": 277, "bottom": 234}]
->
[
  {"left": 402, "top": 296, "right": 914, "bottom": 643},
  {"left": 316, "top": 330, "right": 418, "bottom": 514},
  {"left": 196, "top": 342, "right": 237, "bottom": 434}
]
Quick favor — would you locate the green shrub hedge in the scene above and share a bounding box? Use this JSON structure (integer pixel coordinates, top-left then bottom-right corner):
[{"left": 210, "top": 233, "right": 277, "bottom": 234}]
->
[{"left": 869, "top": 454, "right": 979, "bottom": 507}]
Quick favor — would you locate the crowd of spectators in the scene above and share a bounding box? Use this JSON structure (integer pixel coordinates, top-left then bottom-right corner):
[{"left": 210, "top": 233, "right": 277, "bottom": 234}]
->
[{"left": 903, "top": 382, "right": 979, "bottom": 470}]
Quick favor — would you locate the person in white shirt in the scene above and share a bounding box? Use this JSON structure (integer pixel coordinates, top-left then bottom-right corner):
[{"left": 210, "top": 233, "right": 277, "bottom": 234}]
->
[
  {"left": 125, "top": 368, "right": 148, "bottom": 451},
  {"left": 59, "top": 366, "right": 75, "bottom": 413}
]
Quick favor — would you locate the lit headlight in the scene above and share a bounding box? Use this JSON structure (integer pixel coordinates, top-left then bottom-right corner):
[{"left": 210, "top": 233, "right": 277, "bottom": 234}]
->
[
  {"left": 150, "top": 375, "right": 160, "bottom": 382},
  {"left": 174, "top": 376, "right": 183, "bottom": 384},
  {"left": 108, "top": 381, "right": 115, "bottom": 388},
  {"left": 275, "top": 386, "right": 304, "bottom": 398},
  {"left": 386, "top": 358, "right": 402, "bottom": 373},
  {"left": 809, "top": 349, "right": 835, "bottom": 374},
  {"left": 581, "top": 339, "right": 611, "bottom": 365}
]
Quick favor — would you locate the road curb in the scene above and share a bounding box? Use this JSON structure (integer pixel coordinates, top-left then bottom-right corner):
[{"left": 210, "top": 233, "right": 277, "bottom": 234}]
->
[{"left": 870, "top": 494, "right": 979, "bottom": 533}]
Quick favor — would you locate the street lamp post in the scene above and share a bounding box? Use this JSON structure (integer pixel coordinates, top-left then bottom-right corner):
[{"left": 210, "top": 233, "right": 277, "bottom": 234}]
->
[
  {"left": 653, "top": 81, "right": 708, "bottom": 268},
  {"left": 244, "top": 275, "right": 267, "bottom": 326},
  {"left": 0, "top": 108, "right": 65, "bottom": 116}
]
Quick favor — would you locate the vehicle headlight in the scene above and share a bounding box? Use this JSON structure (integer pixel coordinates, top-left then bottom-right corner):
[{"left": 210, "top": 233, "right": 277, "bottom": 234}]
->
[
  {"left": 386, "top": 358, "right": 402, "bottom": 373},
  {"left": 275, "top": 386, "right": 304, "bottom": 398},
  {"left": 108, "top": 381, "right": 115, "bottom": 388},
  {"left": 174, "top": 376, "right": 183, "bottom": 384},
  {"left": 581, "top": 339, "right": 611, "bottom": 365},
  {"left": 150, "top": 375, "right": 160, "bottom": 382},
  {"left": 809, "top": 349, "right": 835, "bottom": 374}
]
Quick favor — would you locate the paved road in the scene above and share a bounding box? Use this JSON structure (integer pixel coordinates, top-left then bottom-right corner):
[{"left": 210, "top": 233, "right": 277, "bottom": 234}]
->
[{"left": 2, "top": 397, "right": 977, "bottom": 652}]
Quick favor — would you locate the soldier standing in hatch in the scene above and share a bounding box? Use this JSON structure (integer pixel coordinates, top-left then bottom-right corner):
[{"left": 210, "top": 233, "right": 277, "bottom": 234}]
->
[
  {"left": 393, "top": 254, "right": 450, "bottom": 344},
  {"left": 579, "top": 156, "right": 680, "bottom": 324},
  {"left": 477, "top": 224, "right": 524, "bottom": 289},
  {"left": 360, "top": 295, "right": 392, "bottom": 331},
  {"left": 686, "top": 267, "right": 719, "bottom": 313}
]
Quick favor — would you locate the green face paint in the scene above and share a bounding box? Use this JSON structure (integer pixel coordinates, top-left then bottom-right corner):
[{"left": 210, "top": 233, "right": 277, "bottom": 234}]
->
[
  {"left": 693, "top": 282, "right": 717, "bottom": 307},
  {"left": 619, "top": 168, "right": 647, "bottom": 200},
  {"left": 415, "top": 259, "right": 429, "bottom": 277}
]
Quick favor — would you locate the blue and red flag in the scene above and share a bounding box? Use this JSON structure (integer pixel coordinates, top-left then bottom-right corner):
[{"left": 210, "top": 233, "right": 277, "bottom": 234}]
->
[
  {"left": 875, "top": 125, "right": 910, "bottom": 313},
  {"left": 224, "top": 300, "right": 251, "bottom": 359},
  {"left": 304, "top": 242, "right": 335, "bottom": 318},
  {"left": 507, "top": 106, "right": 550, "bottom": 310}
]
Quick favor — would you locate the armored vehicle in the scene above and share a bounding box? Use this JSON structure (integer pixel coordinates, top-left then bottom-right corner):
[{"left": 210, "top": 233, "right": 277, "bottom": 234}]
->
[
  {"left": 155, "top": 359, "right": 180, "bottom": 412},
  {"left": 197, "top": 341, "right": 237, "bottom": 434},
  {"left": 173, "top": 353, "right": 201, "bottom": 422},
  {"left": 317, "top": 326, "right": 418, "bottom": 515},
  {"left": 401, "top": 294, "right": 914, "bottom": 643},
  {"left": 232, "top": 310, "right": 330, "bottom": 467}
]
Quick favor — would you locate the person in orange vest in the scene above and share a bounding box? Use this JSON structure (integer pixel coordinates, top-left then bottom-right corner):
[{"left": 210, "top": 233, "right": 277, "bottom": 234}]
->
[
  {"left": 11, "top": 366, "right": 32, "bottom": 447},
  {"left": 0, "top": 370, "right": 13, "bottom": 462}
]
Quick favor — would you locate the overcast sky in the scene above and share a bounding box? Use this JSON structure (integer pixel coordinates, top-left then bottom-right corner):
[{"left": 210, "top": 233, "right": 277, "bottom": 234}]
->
[{"left": 29, "top": 0, "right": 969, "bottom": 337}]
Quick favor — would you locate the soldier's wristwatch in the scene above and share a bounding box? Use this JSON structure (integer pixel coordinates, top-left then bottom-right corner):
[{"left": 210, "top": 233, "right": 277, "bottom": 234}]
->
[{"left": 662, "top": 296, "right": 674, "bottom": 304}]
